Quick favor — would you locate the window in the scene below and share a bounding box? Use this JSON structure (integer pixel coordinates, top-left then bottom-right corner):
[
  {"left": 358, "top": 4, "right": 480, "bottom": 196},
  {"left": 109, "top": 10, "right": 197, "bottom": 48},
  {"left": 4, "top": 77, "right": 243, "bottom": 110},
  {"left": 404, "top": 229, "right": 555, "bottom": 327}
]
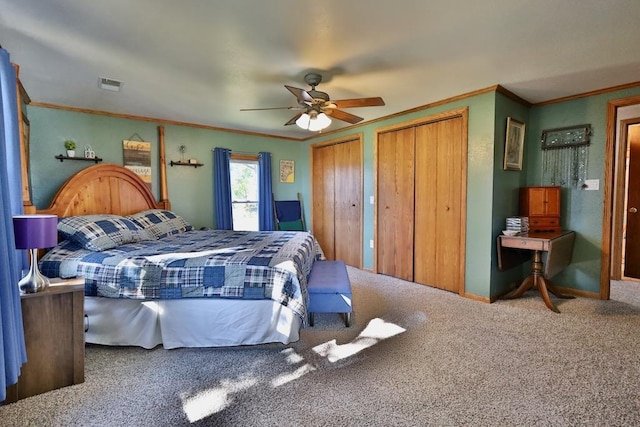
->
[{"left": 230, "top": 156, "right": 259, "bottom": 231}]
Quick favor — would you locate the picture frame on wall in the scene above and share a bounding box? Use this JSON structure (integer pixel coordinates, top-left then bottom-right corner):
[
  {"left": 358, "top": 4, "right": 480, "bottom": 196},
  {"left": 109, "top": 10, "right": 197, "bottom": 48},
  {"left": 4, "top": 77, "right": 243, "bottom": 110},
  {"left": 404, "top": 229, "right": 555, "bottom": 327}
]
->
[
  {"left": 280, "top": 159, "right": 294, "bottom": 183},
  {"left": 503, "top": 117, "right": 526, "bottom": 171}
]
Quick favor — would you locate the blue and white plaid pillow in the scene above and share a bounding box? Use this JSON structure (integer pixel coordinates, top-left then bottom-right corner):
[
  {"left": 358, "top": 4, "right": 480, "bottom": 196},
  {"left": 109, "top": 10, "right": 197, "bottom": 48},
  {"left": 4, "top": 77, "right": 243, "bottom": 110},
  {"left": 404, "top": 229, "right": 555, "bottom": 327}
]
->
[
  {"left": 127, "top": 209, "right": 193, "bottom": 239},
  {"left": 58, "top": 215, "right": 154, "bottom": 251}
]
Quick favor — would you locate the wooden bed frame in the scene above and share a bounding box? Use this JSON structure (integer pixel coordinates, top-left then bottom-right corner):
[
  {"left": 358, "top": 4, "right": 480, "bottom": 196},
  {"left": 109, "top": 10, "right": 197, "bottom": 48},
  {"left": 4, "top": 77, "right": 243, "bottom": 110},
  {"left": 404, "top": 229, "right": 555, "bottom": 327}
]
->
[
  {"left": 25, "top": 127, "right": 171, "bottom": 216},
  {"left": 38, "top": 163, "right": 168, "bottom": 217}
]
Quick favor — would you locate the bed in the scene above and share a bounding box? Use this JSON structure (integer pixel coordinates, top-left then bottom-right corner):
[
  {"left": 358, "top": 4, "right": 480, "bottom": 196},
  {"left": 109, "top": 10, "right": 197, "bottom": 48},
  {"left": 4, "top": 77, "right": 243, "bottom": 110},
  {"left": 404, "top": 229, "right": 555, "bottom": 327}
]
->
[{"left": 34, "top": 160, "right": 321, "bottom": 349}]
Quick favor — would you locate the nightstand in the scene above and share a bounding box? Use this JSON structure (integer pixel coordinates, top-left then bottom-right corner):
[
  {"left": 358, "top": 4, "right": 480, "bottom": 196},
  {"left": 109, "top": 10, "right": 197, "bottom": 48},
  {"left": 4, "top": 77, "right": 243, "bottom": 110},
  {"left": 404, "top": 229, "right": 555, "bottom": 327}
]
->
[{"left": 4, "top": 277, "right": 85, "bottom": 404}]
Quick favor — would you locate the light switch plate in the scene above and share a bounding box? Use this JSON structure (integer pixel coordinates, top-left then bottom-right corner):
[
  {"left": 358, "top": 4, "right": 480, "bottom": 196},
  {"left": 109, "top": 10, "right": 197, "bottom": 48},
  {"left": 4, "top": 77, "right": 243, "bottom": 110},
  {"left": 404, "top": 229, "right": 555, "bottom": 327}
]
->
[
  {"left": 370, "top": 195, "right": 374, "bottom": 205},
  {"left": 584, "top": 179, "right": 599, "bottom": 190}
]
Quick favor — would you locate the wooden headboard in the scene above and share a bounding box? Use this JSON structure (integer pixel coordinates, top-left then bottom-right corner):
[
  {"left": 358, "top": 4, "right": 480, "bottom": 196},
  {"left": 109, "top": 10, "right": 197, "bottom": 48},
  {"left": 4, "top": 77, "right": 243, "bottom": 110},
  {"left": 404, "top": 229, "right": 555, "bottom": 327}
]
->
[
  {"left": 33, "top": 126, "right": 170, "bottom": 217},
  {"left": 37, "top": 164, "right": 169, "bottom": 217}
]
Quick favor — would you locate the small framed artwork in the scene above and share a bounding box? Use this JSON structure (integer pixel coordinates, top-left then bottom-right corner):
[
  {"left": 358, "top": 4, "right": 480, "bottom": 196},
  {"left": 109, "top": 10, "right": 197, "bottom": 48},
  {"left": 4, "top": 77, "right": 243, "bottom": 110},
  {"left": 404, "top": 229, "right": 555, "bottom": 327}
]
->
[
  {"left": 503, "top": 117, "right": 526, "bottom": 171},
  {"left": 280, "top": 159, "right": 294, "bottom": 183}
]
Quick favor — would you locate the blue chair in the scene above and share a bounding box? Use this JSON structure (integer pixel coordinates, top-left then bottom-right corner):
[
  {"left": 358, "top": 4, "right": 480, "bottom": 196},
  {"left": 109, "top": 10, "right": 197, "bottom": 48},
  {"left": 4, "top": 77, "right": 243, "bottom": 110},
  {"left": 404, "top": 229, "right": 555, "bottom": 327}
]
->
[{"left": 274, "top": 193, "right": 306, "bottom": 231}]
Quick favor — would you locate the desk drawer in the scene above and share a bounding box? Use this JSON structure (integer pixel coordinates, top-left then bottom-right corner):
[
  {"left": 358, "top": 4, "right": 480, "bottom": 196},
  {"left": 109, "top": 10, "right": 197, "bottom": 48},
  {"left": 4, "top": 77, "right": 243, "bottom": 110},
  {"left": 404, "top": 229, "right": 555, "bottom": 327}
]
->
[
  {"left": 529, "top": 217, "right": 560, "bottom": 232},
  {"left": 500, "top": 237, "right": 546, "bottom": 251}
]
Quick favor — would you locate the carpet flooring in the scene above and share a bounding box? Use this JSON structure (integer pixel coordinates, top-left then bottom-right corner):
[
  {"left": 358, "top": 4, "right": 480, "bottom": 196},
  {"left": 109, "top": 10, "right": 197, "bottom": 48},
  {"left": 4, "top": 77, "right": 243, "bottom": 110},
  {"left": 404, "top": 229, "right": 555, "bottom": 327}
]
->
[{"left": 1, "top": 268, "right": 639, "bottom": 426}]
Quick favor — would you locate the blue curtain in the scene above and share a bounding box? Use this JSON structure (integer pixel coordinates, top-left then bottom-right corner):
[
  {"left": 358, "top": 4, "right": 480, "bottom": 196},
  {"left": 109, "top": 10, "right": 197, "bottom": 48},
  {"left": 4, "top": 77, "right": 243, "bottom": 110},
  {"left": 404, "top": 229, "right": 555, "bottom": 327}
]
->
[
  {"left": 0, "top": 48, "right": 27, "bottom": 402},
  {"left": 213, "top": 147, "right": 233, "bottom": 230},
  {"left": 258, "top": 152, "right": 275, "bottom": 231}
]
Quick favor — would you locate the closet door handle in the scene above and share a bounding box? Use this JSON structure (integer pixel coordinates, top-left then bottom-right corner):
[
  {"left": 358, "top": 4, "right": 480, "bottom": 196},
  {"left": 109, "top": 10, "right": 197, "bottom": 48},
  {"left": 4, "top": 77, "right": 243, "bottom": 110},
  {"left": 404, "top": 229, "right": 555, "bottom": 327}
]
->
[{"left": 630, "top": 207, "right": 638, "bottom": 214}]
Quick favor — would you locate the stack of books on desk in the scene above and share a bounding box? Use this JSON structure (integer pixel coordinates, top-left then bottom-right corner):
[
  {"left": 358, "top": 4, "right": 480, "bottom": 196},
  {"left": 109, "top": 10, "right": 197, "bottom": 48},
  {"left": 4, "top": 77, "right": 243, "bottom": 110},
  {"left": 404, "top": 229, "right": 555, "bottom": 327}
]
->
[{"left": 506, "top": 216, "right": 529, "bottom": 233}]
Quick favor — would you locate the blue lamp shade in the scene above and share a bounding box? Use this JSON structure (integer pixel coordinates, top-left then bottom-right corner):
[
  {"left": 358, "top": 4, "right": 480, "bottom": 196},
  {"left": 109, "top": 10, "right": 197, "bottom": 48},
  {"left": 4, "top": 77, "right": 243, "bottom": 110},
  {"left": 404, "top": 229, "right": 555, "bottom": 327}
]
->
[
  {"left": 13, "top": 214, "right": 58, "bottom": 293},
  {"left": 13, "top": 214, "right": 58, "bottom": 249}
]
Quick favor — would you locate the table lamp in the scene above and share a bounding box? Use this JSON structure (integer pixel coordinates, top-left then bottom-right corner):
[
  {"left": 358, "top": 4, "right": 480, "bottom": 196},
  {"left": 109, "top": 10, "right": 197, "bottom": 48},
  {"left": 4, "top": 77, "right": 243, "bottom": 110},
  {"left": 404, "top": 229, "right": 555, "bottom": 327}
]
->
[{"left": 13, "top": 214, "right": 58, "bottom": 293}]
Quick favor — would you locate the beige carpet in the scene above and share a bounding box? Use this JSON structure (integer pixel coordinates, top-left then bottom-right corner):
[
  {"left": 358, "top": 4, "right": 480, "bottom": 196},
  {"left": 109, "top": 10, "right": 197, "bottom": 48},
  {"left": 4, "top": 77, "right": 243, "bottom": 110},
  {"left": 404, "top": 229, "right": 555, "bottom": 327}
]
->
[{"left": 1, "top": 269, "right": 639, "bottom": 426}]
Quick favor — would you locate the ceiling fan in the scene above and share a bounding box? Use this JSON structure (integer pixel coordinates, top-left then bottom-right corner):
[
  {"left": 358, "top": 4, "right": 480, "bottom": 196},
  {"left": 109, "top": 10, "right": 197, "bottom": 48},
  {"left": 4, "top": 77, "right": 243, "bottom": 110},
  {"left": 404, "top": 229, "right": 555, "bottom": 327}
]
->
[{"left": 241, "top": 73, "right": 385, "bottom": 130}]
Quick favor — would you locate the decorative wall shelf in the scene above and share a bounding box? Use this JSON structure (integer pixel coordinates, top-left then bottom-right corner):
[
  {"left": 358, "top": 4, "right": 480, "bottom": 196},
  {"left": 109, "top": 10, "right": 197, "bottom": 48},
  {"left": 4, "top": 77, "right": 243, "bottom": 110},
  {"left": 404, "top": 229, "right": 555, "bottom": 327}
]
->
[
  {"left": 55, "top": 155, "right": 103, "bottom": 164},
  {"left": 170, "top": 160, "right": 203, "bottom": 168}
]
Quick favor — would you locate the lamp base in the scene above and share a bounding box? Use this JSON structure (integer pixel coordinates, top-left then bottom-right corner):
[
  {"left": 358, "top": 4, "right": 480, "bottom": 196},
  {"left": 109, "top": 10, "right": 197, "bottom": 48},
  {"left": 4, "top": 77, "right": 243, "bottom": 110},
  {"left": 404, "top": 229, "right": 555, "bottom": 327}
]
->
[{"left": 19, "top": 248, "right": 50, "bottom": 294}]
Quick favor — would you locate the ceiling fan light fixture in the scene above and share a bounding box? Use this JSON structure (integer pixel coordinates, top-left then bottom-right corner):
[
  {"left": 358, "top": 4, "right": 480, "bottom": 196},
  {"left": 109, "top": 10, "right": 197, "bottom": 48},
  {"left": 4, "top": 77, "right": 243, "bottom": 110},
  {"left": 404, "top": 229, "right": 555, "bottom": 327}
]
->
[
  {"left": 295, "top": 112, "right": 311, "bottom": 129},
  {"left": 296, "top": 111, "right": 331, "bottom": 131}
]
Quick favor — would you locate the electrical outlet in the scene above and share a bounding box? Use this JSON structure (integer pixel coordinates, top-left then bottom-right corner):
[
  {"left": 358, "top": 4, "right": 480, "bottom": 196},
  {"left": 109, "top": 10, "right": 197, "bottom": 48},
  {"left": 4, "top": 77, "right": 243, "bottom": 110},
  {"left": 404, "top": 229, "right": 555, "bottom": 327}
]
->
[
  {"left": 370, "top": 195, "right": 374, "bottom": 205},
  {"left": 369, "top": 239, "right": 374, "bottom": 249},
  {"left": 583, "top": 179, "right": 599, "bottom": 191}
]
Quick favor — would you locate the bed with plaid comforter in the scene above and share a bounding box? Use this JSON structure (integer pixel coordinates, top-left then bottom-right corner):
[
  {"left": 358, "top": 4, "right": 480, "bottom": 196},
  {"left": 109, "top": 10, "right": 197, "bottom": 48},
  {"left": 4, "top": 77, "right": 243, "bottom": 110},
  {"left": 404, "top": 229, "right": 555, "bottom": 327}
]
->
[{"left": 40, "top": 229, "right": 322, "bottom": 320}]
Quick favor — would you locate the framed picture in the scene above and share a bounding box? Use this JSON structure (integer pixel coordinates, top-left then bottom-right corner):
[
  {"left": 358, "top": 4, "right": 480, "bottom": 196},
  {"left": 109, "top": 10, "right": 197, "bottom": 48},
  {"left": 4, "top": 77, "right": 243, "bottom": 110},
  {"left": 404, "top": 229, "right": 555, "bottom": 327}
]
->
[
  {"left": 280, "top": 159, "right": 294, "bottom": 183},
  {"left": 503, "top": 117, "right": 526, "bottom": 171}
]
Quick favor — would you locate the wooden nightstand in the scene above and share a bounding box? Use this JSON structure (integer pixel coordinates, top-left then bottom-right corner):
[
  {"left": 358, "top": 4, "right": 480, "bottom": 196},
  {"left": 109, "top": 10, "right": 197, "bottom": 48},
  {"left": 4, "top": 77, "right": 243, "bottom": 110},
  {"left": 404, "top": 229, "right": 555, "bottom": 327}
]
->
[{"left": 4, "top": 277, "right": 85, "bottom": 404}]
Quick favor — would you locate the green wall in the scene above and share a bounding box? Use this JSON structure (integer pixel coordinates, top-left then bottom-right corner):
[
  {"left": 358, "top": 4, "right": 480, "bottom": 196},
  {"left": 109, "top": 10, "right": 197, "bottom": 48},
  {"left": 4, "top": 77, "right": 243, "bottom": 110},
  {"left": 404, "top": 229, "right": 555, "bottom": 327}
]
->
[
  {"left": 527, "top": 86, "right": 640, "bottom": 294},
  {"left": 490, "top": 93, "right": 530, "bottom": 295},
  {"left": 27, "top": 108, "right": 307, "bottom": 229},
  {"left": 27, "top": 84, "right": 640, "bottom": 301},
  {"left": 26, "top": 92, "right": 507, "bottom": 300}
]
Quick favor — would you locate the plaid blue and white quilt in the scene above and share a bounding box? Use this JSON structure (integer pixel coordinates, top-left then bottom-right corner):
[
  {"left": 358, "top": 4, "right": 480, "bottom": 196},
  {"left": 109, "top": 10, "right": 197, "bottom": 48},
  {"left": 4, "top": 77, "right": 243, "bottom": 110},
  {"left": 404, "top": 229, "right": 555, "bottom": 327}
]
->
[{"left": 40, "top": 230, "right": 323, "bottom": 320}]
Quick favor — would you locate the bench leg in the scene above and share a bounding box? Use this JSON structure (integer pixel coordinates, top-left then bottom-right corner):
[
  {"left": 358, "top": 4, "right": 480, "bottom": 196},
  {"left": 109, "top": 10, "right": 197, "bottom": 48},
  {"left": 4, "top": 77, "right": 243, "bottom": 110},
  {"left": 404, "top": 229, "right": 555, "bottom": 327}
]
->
[
  {"left": 308, "top": 312, "right": 314, "bottom": 327},
  {"left": 344, "top": 312, "right": 352, "bottom": 327}
]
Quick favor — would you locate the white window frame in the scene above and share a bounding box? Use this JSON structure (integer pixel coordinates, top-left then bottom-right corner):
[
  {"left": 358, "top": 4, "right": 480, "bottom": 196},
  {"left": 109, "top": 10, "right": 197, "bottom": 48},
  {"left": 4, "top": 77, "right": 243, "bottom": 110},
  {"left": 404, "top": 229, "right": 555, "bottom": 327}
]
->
[{"left": 230, "top": 154, "right": 259, "bottom": 231}]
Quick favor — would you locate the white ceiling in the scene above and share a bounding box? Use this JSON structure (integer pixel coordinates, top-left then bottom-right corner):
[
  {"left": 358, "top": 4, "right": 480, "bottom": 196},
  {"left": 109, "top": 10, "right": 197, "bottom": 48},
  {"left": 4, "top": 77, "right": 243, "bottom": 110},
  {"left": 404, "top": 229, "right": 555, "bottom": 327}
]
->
[{"left": 1, "top": 0, "right": 640, "bottom": 139}]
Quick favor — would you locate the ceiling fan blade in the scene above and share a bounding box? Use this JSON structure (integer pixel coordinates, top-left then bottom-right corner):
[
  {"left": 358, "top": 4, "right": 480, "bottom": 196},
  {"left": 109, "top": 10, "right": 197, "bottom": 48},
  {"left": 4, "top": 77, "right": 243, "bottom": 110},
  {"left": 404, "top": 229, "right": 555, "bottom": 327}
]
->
[
  {"left": 240, "top": 106, "right": 300, "bottom": 111},
  {"left": 284, "top": 112, "right": 303, "bottom": 126},
  {"left": 332, "top": 97, "right": 385, "bottom": 108},
  {"left": 328, "top": 109, "right": 364, "bottom": 124},
  {"left": 285, "top": 85, "right": 314, "bottom": 104}
]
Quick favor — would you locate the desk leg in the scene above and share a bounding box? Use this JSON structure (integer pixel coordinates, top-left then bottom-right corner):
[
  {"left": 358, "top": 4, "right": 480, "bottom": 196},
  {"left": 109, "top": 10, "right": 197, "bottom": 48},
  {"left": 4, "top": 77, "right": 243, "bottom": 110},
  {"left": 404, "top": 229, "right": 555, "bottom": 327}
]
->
[
  {"left": 504, "top": 276, "right": 534, "bottom": 299},
  {"left": 504, "top": 250, "right": 574, "bottom": 313},
  {"left": 542, "top": 278, "right": 574, "bottom": 300},
  {"left": 528, "top": 250, "right": 559, "bottom": 313},
  {"left": 535, "top": 274, "right": 560, "bottom": 313}
]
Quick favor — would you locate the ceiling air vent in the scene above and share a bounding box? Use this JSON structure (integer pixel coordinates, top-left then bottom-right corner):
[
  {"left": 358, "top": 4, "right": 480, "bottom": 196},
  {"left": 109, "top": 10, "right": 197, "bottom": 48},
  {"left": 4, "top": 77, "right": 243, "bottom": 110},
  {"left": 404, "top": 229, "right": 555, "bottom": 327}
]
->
[{"left": 98, "top": 77, "right": 122, "bottom": 92}]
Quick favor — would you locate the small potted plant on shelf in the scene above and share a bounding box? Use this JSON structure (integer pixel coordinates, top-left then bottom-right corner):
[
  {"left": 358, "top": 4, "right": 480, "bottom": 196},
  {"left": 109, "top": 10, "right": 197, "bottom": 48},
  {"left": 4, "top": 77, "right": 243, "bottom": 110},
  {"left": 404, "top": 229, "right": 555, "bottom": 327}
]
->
[{"left": 64, "top": 140, "right": 76, "bottom": 157}]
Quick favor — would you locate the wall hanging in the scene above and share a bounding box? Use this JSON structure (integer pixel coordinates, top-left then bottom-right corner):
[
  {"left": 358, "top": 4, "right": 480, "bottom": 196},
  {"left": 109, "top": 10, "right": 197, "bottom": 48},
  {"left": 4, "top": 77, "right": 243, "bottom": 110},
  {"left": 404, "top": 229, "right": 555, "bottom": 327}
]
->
[
  {"left": 123, "top": 135, "right": 152, "bottom": 190},
  {"left": 541, "top": 124, "right": 591, "bottom": 188},
  {"left": 280, "top": 160, "right": 295, "bottom": 183},
  {"left": 504, "top": 117, "right": 526, "bottom": 171}
]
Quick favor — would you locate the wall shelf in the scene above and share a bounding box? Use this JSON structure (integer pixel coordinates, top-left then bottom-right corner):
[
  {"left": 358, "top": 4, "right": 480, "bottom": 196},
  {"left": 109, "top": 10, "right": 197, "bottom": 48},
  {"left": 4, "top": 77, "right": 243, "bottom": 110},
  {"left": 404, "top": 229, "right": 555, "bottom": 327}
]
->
[
  {"left": 55, "top": 155, "right": 102, "bottom": 164},
  {"left": 170, "top": 160, "right": 203, "bottom": 168}
]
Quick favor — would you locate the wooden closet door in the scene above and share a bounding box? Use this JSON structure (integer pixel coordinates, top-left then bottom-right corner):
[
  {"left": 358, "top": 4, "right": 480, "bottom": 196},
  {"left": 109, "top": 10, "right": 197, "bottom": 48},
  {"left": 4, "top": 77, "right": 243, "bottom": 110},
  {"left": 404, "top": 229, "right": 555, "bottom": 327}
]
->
[
  {"left": 312, "top": 145, "right": 336, "bottom": 260},
  {"left": 414, "top": 117, "right": 464, "bottom": 292},
  {"left": 333, "top": 139, "right": 362, "bottom": 267},
  {"left": 376, "top": 127, "right": 415, "bottom": 281}
]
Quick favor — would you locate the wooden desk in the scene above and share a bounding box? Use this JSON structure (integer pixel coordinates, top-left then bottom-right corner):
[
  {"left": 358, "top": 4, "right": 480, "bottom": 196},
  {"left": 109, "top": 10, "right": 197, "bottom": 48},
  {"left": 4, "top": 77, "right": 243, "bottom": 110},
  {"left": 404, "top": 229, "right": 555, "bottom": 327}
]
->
[{"left": 497, "top": 230, "right": 576, "bottom": 313}]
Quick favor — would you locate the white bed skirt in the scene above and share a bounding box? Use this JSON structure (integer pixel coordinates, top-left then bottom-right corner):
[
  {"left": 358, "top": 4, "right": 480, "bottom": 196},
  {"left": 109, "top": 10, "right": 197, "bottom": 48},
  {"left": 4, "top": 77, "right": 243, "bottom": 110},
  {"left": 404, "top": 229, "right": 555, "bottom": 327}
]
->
[{"left": 84, "top": 297, "right": 302, "bottom": 349}]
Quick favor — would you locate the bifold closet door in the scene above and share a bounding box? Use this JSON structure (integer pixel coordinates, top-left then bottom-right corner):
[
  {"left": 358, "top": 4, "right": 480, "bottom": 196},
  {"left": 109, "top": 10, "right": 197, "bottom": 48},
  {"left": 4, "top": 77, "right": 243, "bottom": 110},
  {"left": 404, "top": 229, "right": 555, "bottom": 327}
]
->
[
  {"left": 312, "top": 139, "right": 363, "bottom": 266},
  {"left": 333, "top": 140, "right": 362, "bottom": 266},
  {"left": 413, "top": 117, "right": 464, "bottom": 292},
  {"left": 312, "top": 144, "right": 336, "bottom": 261},
  {"left": 376, "top": 127, "right": 415, "bottom": 281}
]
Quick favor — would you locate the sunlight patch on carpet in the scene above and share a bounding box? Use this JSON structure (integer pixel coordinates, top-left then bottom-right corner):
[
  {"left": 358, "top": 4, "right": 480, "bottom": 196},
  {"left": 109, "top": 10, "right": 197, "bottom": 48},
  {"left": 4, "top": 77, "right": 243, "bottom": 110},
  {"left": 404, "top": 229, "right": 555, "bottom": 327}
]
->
[
  {"left": 312, "top": 318, "right": 406, "bottom": 362},
  {"left": 281, "top": 347, "right": 304, "bottom": 364},
  {"left": 271, "top": 363, "right": 316, "bottom": 387},
  {"left": 181, "top": 375, "right": 258, "bottom": 422}
]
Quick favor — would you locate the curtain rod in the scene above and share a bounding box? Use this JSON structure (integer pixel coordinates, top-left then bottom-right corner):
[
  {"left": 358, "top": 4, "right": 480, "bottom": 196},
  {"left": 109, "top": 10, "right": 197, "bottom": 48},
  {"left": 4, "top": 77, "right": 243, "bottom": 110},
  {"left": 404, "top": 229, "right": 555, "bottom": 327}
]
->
[{"left": 211, "top": 148, "right": 260, "bottom": 156}]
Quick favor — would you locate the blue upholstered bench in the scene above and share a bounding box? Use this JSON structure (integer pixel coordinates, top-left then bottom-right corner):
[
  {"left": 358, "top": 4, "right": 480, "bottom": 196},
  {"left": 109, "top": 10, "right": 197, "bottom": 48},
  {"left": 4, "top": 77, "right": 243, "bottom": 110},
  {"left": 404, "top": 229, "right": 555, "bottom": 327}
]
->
[{"left": 307, "top": 260, "right": 353, "bottom": 327}]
